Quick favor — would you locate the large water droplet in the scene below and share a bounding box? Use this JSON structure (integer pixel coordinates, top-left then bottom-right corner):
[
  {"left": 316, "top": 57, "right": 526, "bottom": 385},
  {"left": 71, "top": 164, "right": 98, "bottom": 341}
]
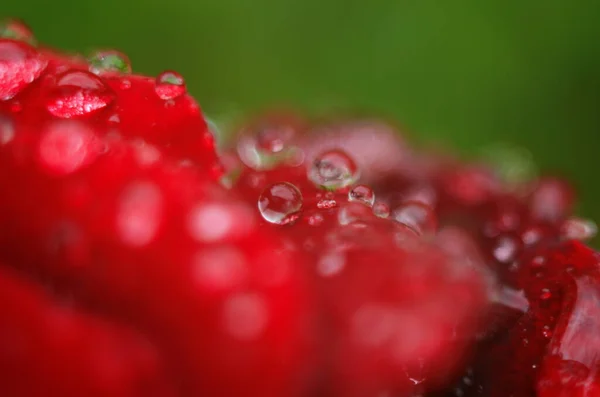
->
[
  {"left": 46, "top": 70, "right": 115, "bottom": 118},
  {"left": 237, "top": 120, "right": 301, "bottom": 170},
  {"left": 0, "top": 19, "right": 36, "bottom": 45},
  {"left": 0, "top": 39, "right": 48, "bottom": 100},
  {"left": 88, "top": 50, "right": 131, "bottom": 75},
  {"left": 561, "top": 217, "right": 597, "bottom": 241},
  {"left": 391, "top": 201, "right": 437, "bottom": 236},
  {"left": 308, "top": 149, "right": 359, "bottom": 190},
  {"left": 154, "top": 70, "right": 186, "bottom": 100},
  {"left": 37, "top": 121, "right": 103, "bottom": 175},
  {"left": 258, "top": 182, "right": 303, "bottom": 225},
  {"left": 348, "top": 184, "right": 375, "bottom": 207}
]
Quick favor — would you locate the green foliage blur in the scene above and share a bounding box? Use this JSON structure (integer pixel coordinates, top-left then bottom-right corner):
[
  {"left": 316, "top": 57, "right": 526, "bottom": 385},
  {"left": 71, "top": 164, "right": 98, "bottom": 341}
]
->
[{"left": 3, "top": 0, "right": 600, "bottom": 230}]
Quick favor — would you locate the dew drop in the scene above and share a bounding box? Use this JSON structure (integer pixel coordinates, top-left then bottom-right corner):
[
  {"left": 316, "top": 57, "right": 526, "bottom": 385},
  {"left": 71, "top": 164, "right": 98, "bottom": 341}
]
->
[
  {"left": 338, "top": 202, "right": 372, "bottom": 225},
  {"left": 222, "top": 293, "right": 268, "bottom": 340},
  {"left": 304, "top": 211, "right": 324, "bottom": 227},
  {"left": 0, "top": 19, "right": 36, "bottom": 45},
  {"left": 317, "top": 191, "right": 337, "bottom": 209},
  {"left": 0, "top": 116, "right": 14, "bottom": 145},
  {"left": 46, "top": 70, "right": 115, "bottom": 118},
  {"left": 154, "top": 70, "right": 186, "bottom": 100},
  {"left": 317, "top": 251, "right": 345, "bottom": 277},
  {"left": 0, "top": 39, "right": 48, "bottom": 100},
  {"left": 237, "top": 121, "right": 300, "bottom": 170},
  {"left": 391, "top": 201, "right": 437, "bottom": 235},
  {"left": 38, "top": 121, "right": 103, "bottom": 175},
  {"left": 193, "top": 246, "right": 246, "bottom": 293},
  {"left": 188, "top": 202, "right": 255, "bottom": 242},
  {"left": 348, "top": 184, "right": 375, "bottom": 207},
  {"left": 116, "top": 182, "right": 163, "bottom": 247},
  {"left": 373, "top": 202, "right": 390, "bottom": 218},
  {"left": 258, "top": 182, "right": 303, "bottom": 225},
  {"left": 561, "top": 217, "right": 597, "bottom": 241},
  {"left": 539, "top": 288, "right": 552, "bottom": 300},
  {"left": 88, "top": 50, "right": 131, "bottom": 75},
  {"left": 308, "top": 149, "right": 359, "bottom": 190},
  {"left": 492, "top": 235, "right": 519, "bottom": 263}
]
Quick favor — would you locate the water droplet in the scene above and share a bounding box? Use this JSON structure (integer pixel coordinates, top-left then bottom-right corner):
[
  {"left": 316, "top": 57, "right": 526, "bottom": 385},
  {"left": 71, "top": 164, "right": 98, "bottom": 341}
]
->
[
  {"left": 529, "top": 178, "right": 573, "bottom": 222},
  {"left": 154, "top": 70, "right": 186, "bottom": 100},
  {"left": 317, "top": 251, "right": 345, "bottom": 277},
  {"left": 492, "top": 235, "right": 519, "bottom": 263},
  {"left": 237, "top": 121, "right": 301, "bottom": 170},
  {"left": 116, "top": 182, "right": 163, "bottom": 247},
  {"left": 0, "top": 19, "right": 36, "bottom": 45},
  {"left": 304, "top": 211, "right": 324, "bottom": 226},
  {"left": 391, "top": 201, "right": 437, "bottom": 235},
  {"left": 373, "top": 202, "right": 390, "bottom": 218},
  {"left": 348, "top": 184, "right": 375, "bottom": 207},
  {"left": 317, "top": 192, "right": 337, "bottom": 209},
  {"left": 37, "top": 121, "right": 103, "bottom": 174},
  {"left": 480, "top": 143, "right": 537, "bottom": 187},
  {"left": 561, "top": 217, "right": 597, "bottom": 241},
  {"left": 222, "top": 292, "right": 268, "bottom": 340},
  {"left": 338, "top": 203, "right": 372, "bottom": 225},
  {"left": 258, "top": 182, "right": 303, "bottom": 225},
  {"left": 116, "top": 80, "right": 130, "bottom": 91},
  {"left": 188, "top": 202, "right": 255, "bottom": 242},
  {"left": 308, "top": 149, "right": 359, "bottom": 190},
  {"left": 542, "top": 326, "right": 553, "bottom": 338},
  {"left": 0, "top": 116, "right": 14, "bottom": 145},
  {"left": 540, "top": 288, "right": 552, "bottom": 300},
  {"left": 193, "top": 246, "right": 246, "bottom": 293},
  {"left": 88, "top": 50, "right": 131, "bottom": 75},
  {"left": 46, "top": 70, "right": 115, "bottom": 118},
  {"left": 0, "top": 40, "right": 48, "bottom": 100}
]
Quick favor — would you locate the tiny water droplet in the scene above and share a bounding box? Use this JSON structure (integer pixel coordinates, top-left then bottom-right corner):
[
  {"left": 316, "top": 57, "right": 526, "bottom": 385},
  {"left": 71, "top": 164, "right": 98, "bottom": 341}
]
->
[
  {"left": 46, "top": 70, "right": 115, "bottom": 118},
  {"left": 317, "top": 191, "right": 337, "bottom": 209},
  {"left": 348, "top": 184, "right": 375, "bottom": 207},
  {"left": 155, "top": 70, "right": 186, "bottom": 100},
  {"left": 561, "top": 217, "right": 597, "bottom": 241},
  {"left": 0, "top": 19, "right": 36, "bottom": 45},
  {"left": 88, "top": 50, "right": 131, "bottom": 75},
  {"left": 373, "top": 202, "right": 390, "bottom": 218},
  {"left": 258, "top": 182, "right": 303, "bottom": 225},
  {"left": 0, "top": 40, "right": 48, "bottom": 100},
  {"left": 308, "top": 149, "right": 359, "bottom": 190},
  {"left": 119, "top": 79, "right": 131, "bottom": 90},
  {"left": 391, "top": 201, "right": 437, "bottom": 235},
  {"left": 304, "top": 211, "right": 324, "bottom": 226}
]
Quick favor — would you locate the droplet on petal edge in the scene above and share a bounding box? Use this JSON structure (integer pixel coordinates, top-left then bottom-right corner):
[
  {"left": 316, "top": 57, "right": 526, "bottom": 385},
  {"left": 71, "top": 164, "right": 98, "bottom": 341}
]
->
[
  {"left": 88, "top": 49, "right": 131, "bottom": 75},
  {"left": 155, "top": 70, "right": 187, "bottom": 100}
]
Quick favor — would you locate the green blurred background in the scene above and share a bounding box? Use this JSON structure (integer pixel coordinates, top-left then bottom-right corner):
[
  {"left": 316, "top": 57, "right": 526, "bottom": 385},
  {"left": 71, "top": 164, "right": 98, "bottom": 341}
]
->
[{"left": 2, "top": 0, "right": 600, "bottom": 228}]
